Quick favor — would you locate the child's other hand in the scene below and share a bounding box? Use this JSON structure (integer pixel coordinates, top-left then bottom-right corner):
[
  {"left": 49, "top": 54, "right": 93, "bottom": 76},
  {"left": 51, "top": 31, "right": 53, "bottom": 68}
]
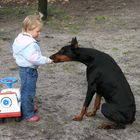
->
[{"left": 48, "top": 58, "right": 54, "bottom": 64}]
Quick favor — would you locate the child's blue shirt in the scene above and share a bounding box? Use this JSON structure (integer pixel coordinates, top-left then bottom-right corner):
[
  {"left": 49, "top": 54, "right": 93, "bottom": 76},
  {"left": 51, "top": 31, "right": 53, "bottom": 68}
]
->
[{"left": 12, "top": 32, "right": 50, "bottom": 68}]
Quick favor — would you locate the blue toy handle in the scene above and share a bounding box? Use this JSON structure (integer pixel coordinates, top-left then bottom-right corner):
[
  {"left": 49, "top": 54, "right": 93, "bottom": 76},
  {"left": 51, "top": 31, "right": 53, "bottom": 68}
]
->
[{"left": 0, "top": 77, "right": 17, "bottom": 88}]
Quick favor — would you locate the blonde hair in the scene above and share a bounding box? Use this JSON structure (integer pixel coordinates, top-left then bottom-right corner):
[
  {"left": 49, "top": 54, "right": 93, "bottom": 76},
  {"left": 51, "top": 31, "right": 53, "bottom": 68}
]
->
[{"left": 22, "top": 15, "right": 43, "bottom": 32}]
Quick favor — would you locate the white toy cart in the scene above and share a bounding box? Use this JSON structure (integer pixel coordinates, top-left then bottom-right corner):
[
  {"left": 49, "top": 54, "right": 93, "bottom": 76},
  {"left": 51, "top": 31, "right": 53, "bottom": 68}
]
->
[{"left": 0, "top": 77, "right": 21, "bottom": 122}]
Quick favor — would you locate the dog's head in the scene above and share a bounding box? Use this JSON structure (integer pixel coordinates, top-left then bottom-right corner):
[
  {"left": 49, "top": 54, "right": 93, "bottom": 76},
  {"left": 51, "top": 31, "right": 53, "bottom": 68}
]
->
[{"left": 50, "top": 37, "right": 78, "bottom": 63}]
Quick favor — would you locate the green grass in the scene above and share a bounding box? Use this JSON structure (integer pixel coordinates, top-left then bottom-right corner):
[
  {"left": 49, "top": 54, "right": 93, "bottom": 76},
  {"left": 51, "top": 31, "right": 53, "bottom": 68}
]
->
[
  {"left": 112, "top": 47, "right": 119, "bottom": 51},
  {"left": 46, "top": 6, "right": 86, "bottom": 33},
  {"left": 89, "top": 15, "right": 131, "bottom": 31},
  {"left": 0, "top": 6, "right": 37, "bottom": 19},
  {"left": 123, "top": 51, "right": 131, "bottom": 55},
  {"left": 0, "top": 5, "right": 86, "bottom": 33},
  {"left": 89, "top": 15, "right": 108, "bottom": 31},
  {"left": 45, "top": 6, "right": 70, "bottom": 30},
  {"left": 109, "top": 16, "right": 129, "bottom": 29},
  {"left": 94, "top": 15, "right": 108, "bottom": 23}
]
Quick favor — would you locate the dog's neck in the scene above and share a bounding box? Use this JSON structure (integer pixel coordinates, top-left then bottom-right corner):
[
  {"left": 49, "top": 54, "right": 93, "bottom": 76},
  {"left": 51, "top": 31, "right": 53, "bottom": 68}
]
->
[{"left": 74, "top": 48, "right": 98, "bottom": 66}]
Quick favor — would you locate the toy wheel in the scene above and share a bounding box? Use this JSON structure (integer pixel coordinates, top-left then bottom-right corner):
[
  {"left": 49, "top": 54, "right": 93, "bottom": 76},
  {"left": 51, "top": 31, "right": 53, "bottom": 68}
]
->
[
  {"left": 0, "top": 118, "right": 5, "bottom": 123},
  {"left": 15, "top": 117, "right": 22, "bottom": 122},
  {"left": 1, "top": 97, "right": 12, "bottom": 108}
]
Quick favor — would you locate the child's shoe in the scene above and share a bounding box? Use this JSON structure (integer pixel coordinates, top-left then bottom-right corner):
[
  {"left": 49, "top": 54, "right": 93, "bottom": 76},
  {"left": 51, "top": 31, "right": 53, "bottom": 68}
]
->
[{"left": 24, "top": 115, "right": 40, "bottom": 122}]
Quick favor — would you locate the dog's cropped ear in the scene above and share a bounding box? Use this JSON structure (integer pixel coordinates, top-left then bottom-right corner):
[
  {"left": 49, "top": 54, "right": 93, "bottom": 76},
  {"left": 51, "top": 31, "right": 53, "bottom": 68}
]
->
[{"left": 71, "top": 37, "right": 78, "bottom": 49}]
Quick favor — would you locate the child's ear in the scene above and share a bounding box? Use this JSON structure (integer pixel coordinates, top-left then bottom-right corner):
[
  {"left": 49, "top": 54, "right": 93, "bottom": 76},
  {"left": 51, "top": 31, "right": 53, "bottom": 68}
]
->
[{"left": 71, "top": 37, "right": 78, "bottom": 49}]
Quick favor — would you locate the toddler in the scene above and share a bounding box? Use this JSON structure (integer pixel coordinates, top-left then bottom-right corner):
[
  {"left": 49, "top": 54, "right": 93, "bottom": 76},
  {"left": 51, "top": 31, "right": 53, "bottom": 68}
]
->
[{"left": 12, "top": 15, "right": 53, "bottom": 122}]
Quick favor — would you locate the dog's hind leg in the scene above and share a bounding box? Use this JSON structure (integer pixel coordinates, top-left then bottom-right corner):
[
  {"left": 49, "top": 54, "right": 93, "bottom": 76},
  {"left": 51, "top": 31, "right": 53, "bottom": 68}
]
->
[
  {"left": 86, "top": 94, "right": 101, "bottom": 117},
  {"left": 99, "top": 103, "right": 126, "bottom": 129},
  {"left": 98, "top": 122, "right": 122, "bottom": 129}
]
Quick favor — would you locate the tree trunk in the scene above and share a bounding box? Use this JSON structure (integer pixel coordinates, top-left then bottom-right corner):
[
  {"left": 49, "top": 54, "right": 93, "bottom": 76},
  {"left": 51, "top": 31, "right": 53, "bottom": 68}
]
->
[{"left": 38, "top": 0, "right": 48, "bottom": 20}]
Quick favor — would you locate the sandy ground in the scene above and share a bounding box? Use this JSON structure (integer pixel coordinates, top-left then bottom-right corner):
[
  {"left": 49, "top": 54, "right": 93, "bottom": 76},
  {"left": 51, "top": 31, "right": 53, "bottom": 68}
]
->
[{"left": 0, "top": 0, "right": 140, "bottom": 140}]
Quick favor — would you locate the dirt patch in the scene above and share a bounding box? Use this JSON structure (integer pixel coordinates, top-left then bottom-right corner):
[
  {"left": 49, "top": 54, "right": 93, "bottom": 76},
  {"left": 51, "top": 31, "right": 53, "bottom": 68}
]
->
[{"left": 0, "top": 0, "right": 140, "bottom": 140}]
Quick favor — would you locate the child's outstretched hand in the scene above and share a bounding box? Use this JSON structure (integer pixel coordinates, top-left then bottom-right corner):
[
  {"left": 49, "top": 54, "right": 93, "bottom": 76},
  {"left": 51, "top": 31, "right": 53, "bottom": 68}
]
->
[{"left": 48, "top": 58, "right": 54, "bottom": 64}]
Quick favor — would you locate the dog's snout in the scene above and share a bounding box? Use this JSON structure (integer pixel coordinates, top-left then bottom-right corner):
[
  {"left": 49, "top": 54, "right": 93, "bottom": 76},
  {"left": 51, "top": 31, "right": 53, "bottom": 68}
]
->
[
  {"left": 50, "top": 55, "right": 55, "bottom": 60},
  {"left": 49, "top": 54, "right": 59, "bottom": 63},
  {"left": 50, "top": 56, "right": 53, "bottom": 59}
]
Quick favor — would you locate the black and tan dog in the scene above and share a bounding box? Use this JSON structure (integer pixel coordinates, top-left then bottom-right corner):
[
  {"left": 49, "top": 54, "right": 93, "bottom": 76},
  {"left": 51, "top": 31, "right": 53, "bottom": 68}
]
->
[{"left": 50, "top": 37, "right": 136, "bottom": 129}]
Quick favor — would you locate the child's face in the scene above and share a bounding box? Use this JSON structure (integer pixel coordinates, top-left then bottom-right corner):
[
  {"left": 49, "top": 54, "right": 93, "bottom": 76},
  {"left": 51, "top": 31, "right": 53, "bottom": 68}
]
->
[{"left": 27, "top": 26, "right": 42, "bottom": 39}]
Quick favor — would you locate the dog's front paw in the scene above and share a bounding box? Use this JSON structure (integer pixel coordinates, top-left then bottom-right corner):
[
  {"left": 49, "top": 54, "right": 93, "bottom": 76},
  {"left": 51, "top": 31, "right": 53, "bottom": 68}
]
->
[
  {"left": 72, "top": 115, "right": 83, "bottom": 121},
  {"left": 85, "top": 111, "right": 96, "bottom": 117}
]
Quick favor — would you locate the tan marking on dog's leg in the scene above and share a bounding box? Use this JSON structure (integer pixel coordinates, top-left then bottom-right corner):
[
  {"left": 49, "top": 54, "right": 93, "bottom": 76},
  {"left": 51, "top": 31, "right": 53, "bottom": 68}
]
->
[
  {"left": 86, "top": 94, "right": 101, "bottom": 117},
  {"left": 98, "top": 122, "right": 118, "bottom": 129},
  {"left": 72, "top": 106, "right": 87, "bottom": 121}
]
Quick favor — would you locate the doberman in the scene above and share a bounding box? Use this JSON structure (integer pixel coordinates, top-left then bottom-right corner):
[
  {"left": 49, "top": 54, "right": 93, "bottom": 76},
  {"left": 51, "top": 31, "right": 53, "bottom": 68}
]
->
[{"left": 50, "top": 37, "right": 136, "bottom": 129}]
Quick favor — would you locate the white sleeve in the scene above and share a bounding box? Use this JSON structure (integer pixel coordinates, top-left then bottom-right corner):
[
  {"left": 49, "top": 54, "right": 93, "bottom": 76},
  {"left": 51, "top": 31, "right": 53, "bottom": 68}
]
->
[{"left": 23, "top": 42, "right": 49, "bottom": 65}]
